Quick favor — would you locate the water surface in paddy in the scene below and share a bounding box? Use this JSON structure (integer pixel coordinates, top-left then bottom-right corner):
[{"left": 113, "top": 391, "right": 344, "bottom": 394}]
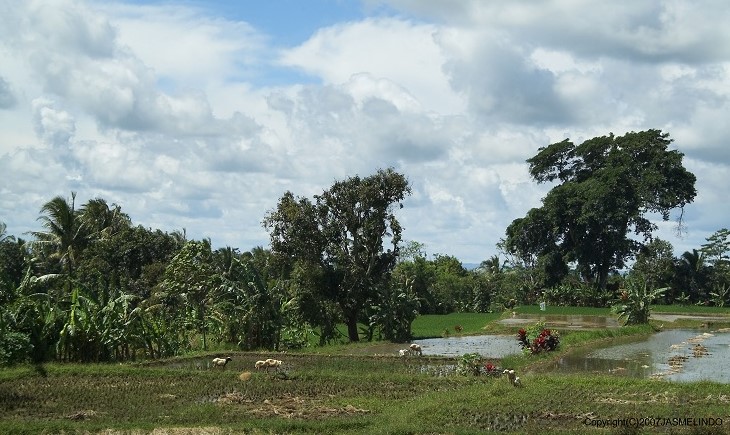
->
[
  {"left": 534, "top": 328, "right": 730, "bottom": 383},
  {"left": 413, "top": 325, "right": 730, "bottom": 383},
  {"left": 154, "top": 311, "right": 730, "bottom": 383},
  {"left": 413, "top": 335, "right": 522, "bottom": 358},
  {"left": 499, "top": 314, "right": 620, "bottom": 329}
]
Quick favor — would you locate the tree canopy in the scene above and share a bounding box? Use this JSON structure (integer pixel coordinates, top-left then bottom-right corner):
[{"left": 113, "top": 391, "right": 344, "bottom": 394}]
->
[
  {"left": 264, "top": 168, "right": 411, "bottom": 342},
  {"left": 504, "top": 129, "right": 697, "bottom": 290}
]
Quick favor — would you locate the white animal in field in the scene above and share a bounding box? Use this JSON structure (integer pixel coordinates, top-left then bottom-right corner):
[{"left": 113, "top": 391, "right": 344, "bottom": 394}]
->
[
  {"left": 212, "top": 357, "right": 232, "bottom": 368},
  {"left": 503, "top": 369, "right": 516, "bottom": 385},
  {"left": 254, "top": 358, "right": 283, "bottom": 372},
  {"left": 513, "top": 376, "right": 522, "bottom": 387},
  {"left": 409, "top": 343, "right": 422, "bottom": 356},
  {"left": 398, "top": 349, "right": 410, "bottom": 357}
]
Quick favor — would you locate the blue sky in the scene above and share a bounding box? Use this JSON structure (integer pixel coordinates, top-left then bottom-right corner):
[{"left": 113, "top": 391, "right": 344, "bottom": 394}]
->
[
  {"left": 167, "top": 0, "right": 373, "bottom": 46},
  {"left": 1, "top": 0, "right": 729, "bottom": 263}
]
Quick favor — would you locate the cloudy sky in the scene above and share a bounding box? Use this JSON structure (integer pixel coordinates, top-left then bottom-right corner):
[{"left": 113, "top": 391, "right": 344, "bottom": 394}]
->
[{"left": 1, "top": 0, "right": 728, "bottom": 264}]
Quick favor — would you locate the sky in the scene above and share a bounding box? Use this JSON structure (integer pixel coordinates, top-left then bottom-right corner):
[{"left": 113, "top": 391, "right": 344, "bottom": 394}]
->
[{"left": 1, "top": 0, "right": 728, "bottom": 264}]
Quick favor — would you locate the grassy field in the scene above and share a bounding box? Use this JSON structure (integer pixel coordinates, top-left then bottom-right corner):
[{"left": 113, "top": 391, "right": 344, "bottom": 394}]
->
[
  {"left": 2, "top": 307, "right": 730, "bottom": 434},
  {"left": 651, "top": 304, "right": 730, "bottom": 314},
  {"left": 411, "top": 311, "right": 504, "bottom": 338}
]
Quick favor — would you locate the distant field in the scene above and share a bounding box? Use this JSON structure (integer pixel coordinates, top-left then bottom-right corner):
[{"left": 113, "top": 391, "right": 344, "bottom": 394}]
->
[
  {"left": 411, "top": 312, "right": 502, "bottom": 338},
  {"left": 329, "top": 304, "right": 730, "bottom": 344},
  {"left": 512, "top": 305, "right": 612, "bottom": 315},
  {"left": 497, "top": 303, "right": 730, "bottom": 316},
  {"left": 651, "top": 304, "right": 730, "bottom": 314}
]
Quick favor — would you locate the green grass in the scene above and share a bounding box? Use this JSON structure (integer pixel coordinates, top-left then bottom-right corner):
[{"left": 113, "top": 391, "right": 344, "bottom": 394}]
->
[
  {"left": 2, "top": 353, "right": 730, "bottom": 434},
  {"left": 4, "top": 307, "right": 730, "bottom": 434},
  {"left": 558, "top": 323, "right": 654, "bottom": 346},
  {"left": 652, "top": 304, "right": 730, "bottom": 314},
  {"left": 411, "top": 312, "right": 503, "bottom": 338}
]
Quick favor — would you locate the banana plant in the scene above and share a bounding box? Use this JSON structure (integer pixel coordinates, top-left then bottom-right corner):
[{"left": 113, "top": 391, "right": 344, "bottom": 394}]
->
[{"left": 612, "top": 277, "right": 667, "bottom": 325}]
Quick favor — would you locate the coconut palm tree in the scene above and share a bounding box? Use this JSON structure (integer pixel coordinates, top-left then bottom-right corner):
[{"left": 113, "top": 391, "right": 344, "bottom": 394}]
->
[
  {"left": 0, "top": 222, "right": 9, "bottom": 242},
  {"left": 31, "top": 193, "right": 87, "bottom": 291},
  {"left": 79, "top": 198, "right": 131, "bottom": 241}
]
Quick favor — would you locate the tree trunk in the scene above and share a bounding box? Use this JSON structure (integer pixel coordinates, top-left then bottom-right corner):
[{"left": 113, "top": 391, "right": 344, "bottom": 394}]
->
[
  {"left": 345, "top": 312, "right": 360, "bottom": 342},
  {"left": 597, "top": 260, "right": 610, "bottom": 291}
]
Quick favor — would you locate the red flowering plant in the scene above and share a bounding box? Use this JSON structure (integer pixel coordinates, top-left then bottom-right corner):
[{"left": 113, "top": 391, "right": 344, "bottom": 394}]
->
[
  {"left": 457, "top": 354, "right": 502, "bottom": 377},
  {"left": 517, "top": 322, "right": 560, "bottom": 355},
  {"left": 483, "top": 361, "right": 501, "bottom": 377}
]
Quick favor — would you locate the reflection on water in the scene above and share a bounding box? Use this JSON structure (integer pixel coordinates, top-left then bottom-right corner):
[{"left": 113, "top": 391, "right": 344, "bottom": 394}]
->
[
  {"left": 414, "top": 326, "right": 730, "bottom": 383},
  {"left": 413, "top": 335, "right": 522, "bottom": 358},
  {"left": 537, "top": 329, "right": 730, "bottom": 383},
  {"left": 499, "top": 314, "right": 620, "bottom": 329}
]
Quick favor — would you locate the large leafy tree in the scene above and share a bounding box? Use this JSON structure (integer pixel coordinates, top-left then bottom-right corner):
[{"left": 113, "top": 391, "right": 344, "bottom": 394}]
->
[
  {"left": 700, "top": 228, "right": 730, "bottom": 269},
  {"left": 629, "top": 238, "right": 675, "bottom": 301},
  {"left": 504, "top": 130, "right": 696, "bottom": 290},
  {"left": 429, "top": 255, "right": 470, "bottom": 313},
  {"left": 265, "top": 168, "right": 411, "bottom": 342},
  {"left": 701, "top": 229, "right": 730, "bottom": 306}
]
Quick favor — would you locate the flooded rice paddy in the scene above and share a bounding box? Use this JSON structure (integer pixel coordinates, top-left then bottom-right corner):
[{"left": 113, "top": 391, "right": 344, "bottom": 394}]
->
[
  {"left": 499, "top": 314, "right": 620, "bottom": 329},
  {"left": 413, "top": 335, "right": 522, "bottom": 358},
  {"left": 536, "top": 328, "right": 730, "bottom": 383},
  {"left": 158, "top": 313, "right": 730, "bottom": 383},
  {"left": 414, "top": 324, "right": 730, "bottom": 383}
]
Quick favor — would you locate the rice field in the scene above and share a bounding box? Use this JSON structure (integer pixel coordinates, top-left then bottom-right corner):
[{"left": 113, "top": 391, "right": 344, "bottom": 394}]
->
[{"left": 2, "top": 309, "right": 730, "bottom": 434}]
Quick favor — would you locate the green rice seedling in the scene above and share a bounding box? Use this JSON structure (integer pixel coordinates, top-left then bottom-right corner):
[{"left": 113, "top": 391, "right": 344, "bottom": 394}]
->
[{"left": 412, "top": 312, "right": 503, "bottom": 338}]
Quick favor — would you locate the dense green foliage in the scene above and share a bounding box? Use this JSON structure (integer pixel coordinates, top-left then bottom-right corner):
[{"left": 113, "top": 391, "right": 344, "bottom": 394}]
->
[
  {"left": 1, "top": 153, "right": 728, "bottom": 366},
  {"left": 264, "top": 168, "right": 412, "bottom": 342},
  {"left": 504, "top": 130, "right": 697, "bottom": 291}
]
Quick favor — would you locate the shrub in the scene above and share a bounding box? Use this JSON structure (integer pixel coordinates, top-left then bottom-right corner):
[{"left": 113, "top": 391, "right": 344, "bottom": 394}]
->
[
  {"left": 456, "top": 353, "right": 504, "bottom": 377},
  {"left": 612, "top": 277, "right": 667, "bottom": 325},
  {"left": 517, "top": 321, "right": 559, "bottom": 354},
  {"left": 0, "top": 330, "right": 32, "bottom": 366},
  {"left": 457, "top": 352, "right": 483, "bottom": 376}
]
